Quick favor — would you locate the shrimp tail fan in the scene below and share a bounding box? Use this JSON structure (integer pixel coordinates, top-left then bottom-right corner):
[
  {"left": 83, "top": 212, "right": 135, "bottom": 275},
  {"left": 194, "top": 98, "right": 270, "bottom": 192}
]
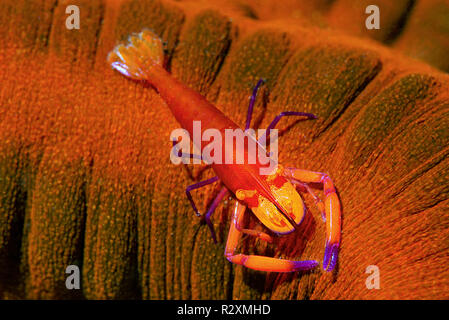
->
[{"left": 107, "top": 29, "right": 165, "bottom": 80}]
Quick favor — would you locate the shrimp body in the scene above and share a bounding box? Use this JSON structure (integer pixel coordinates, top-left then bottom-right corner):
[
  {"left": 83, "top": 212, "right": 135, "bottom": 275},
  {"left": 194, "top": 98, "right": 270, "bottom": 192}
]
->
[{"left": 108, "top": 29, "right": 341, "bottom": 272}]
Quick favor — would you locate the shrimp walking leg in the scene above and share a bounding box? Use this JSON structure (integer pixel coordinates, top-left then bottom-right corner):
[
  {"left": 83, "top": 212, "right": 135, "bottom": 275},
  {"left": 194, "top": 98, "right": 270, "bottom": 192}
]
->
[
  {"left": 233, "top": 202, "right": 273, "bottom": 243},
  {"left": 225, "top": 202, "right": 318, "bottom": 272},
  {"left": 245, "top": 79, "right": 265, "bottom": 130},
  {"left": 186, "top": 176, "right": 219, "bottom": 217},
  {"left": 204, "top": 187, "right": 228, "bottom": 243},
  {"left": 172, "top": 140, "right": 203, "bottom": 161},
  {"left": 245, "top": 80, "right": 317, "bottom": 141},
  {"left": 283, "top": 168, "right": 342, "bottom": 272},
  {"left": 291, "top": 181, "right": 326, "bottom": 222},
  {"left": 259, "top": 111, "right": 317, "bottom": 143}
]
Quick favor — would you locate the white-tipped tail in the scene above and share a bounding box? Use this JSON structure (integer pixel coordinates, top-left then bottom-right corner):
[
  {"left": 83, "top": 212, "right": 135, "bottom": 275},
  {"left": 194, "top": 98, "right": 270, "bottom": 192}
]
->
[{"left": 107, "top": 29, "right": 164, "bottom": 80}]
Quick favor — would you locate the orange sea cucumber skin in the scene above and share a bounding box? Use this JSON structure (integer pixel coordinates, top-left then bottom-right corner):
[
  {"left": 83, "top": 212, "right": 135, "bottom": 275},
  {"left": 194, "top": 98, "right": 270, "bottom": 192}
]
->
[{"left": 1, "top": 0, "right": 449, "bottom": 300}]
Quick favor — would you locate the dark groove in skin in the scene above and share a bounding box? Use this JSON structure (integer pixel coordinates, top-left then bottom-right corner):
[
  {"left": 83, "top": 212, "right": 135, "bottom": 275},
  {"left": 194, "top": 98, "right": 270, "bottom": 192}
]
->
[
  {"left": 349, "top": 144, "right": 449, "bottom": 232},
  {"left": 408, "top": 197, "right": 448, "bottom": 217},
  {"left": 203, "top": 18, "right": 238, "bottom": 103},
  {"left": 390, "top": 146, "right": 449, "bottom": 200},
  {"left": 42, "top": 0, "right": 59, "bottom": 49},
  {"left": 72, "top": 174, "right": 88, "bottom": 300},
  {"left": 409, "top": 234, "right": 449, "bottom": 262},
  {"left": 165, "top": 15, "right": 186, "bottom": 73},
  {"left": 385, "top": 0, "right": 417, "bottom": 45},
  {"left": 78, "top": 157, "right": 94, "bottom": 299},
  {"left": 207, "top": 34, "right": 233, "bottom": 95},
  {"left": 0, "top": 146, "right": 27, "bottom": 298},
  {"left": 140, "top": 182, "right": 154, "bottom": 300},
  {"left": 91, "top": 1, "right": 105, "bottom": 68},
  {"left": 358, "top": 95, "right": 445, "bottom": 172},
  {"left": 322, "top": 70, "right": 398, "bottom": 154},
  {"left": 315, "top": 59, "right": 383, "bottom": 139},
  {"left": 188, "top": 223, "right": 202, "bottom": 299}
]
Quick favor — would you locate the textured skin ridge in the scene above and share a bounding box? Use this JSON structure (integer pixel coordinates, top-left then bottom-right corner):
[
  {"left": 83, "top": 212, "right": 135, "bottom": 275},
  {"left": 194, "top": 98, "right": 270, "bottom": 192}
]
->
[{"left": 0, "top": 0, "right": 448, "bottom": 299}]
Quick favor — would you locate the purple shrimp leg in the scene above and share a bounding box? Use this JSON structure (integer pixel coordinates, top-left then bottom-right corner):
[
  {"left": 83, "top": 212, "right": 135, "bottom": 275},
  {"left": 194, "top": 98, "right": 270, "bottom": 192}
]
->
[
  {"left": 186, "top": 176, "right": 219, "bottom": 217},
  {"left": 172, "top": 140, "right": 203, "bottom": 161},
  {"left": 204, "top": 187, "right": 228, "bottom": 243},
  {"left": 186, "top": 177, "right": 229, "bottom": 243},
  {"left": 245, "top": 79, "right": 265, "bottom": 130},
  {"left": 259, "top": 111, "right": 317, "bottom": 144},
  {"left": 291, "top": 180, "right": 326, "bottom": 222},
  {"left": 244, "top": 80, "right": 317, "bottom": 142}
]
